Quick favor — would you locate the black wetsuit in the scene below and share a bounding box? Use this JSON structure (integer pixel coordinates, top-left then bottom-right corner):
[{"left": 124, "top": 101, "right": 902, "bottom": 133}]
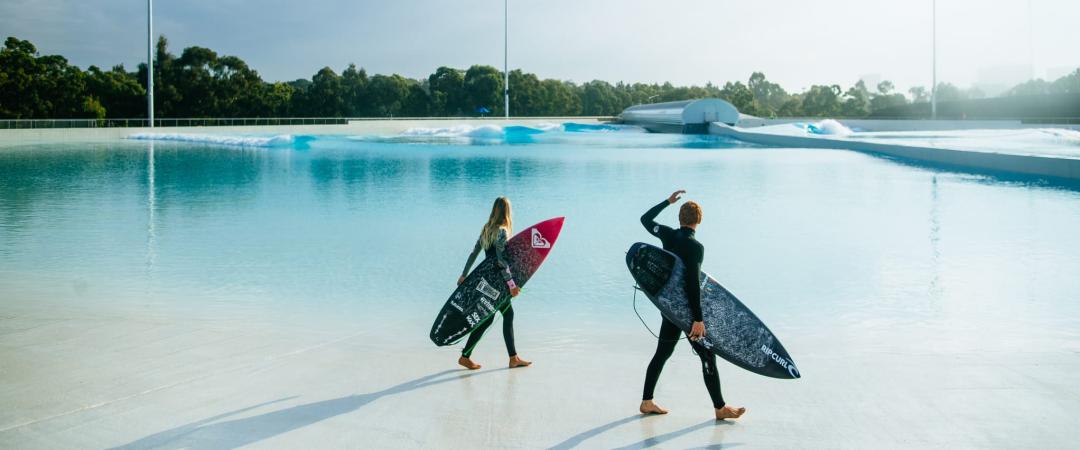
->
[
  {"left": 460, "top": 228, "right": 517, "bottom": 358},
  {"left": 640, "top": 200, "right": 725, "bottom": 409}
]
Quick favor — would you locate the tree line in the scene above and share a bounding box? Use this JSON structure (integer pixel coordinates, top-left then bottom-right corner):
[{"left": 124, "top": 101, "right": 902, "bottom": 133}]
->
[{"left": 2, "top": 36, "right": 1078, "bottom": 120}]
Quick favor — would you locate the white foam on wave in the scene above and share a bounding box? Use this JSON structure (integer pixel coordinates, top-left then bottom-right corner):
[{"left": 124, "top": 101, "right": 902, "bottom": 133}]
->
[
  {"left": 806, "top": 119, "right": 854, "bottom": 136},
  {"left": 128, "top": 133, "right": 295, "bottom": 147},
  {"left": 399, "top": 125, "right": 506, "bottom": 139}
]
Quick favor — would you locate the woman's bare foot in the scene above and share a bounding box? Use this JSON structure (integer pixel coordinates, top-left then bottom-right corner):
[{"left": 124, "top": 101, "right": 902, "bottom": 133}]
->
[
  {"left": 458, "top": 356, "right": 481, "bottom": 370},
  {"left": 509, "top": 355, "right": 532, "bottom": 368},
  {"left": 715, "top": 405, "right": 746, "bottom": 420},
  {"left": 639, "top": 400, "right": 668, "bottom": 415}
]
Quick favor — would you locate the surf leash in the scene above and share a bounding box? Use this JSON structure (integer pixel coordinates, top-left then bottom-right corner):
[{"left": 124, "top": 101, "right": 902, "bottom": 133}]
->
[{"left": 632, "top": 286, "right": 686, "bottom": 342}]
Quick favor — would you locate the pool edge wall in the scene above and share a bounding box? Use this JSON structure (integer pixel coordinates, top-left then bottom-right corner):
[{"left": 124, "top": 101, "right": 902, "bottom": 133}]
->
[{"left": 710, "top": 122, "right": 1080, "bottom": 181}]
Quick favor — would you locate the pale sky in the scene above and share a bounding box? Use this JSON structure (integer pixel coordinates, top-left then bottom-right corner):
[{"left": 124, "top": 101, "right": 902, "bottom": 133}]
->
[{"left": 2, "top": 0, "right": 1078, "bottom": 94}]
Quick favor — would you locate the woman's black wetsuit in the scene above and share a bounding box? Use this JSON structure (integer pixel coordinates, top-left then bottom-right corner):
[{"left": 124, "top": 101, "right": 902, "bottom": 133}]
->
[
  {"left": 639, "top": 200, "right": 725, "bottom": 409},
  {"left": 460, "top": 228, "right": 518, "bottom": 358}
]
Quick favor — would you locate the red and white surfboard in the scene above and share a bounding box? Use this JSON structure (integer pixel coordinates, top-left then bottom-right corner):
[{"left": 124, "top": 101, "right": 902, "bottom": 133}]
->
[{"left": 430, "top": 217, "right": 565, "bottom": 346}]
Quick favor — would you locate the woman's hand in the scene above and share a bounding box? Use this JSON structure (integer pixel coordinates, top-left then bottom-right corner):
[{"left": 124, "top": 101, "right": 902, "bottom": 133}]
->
[
  {"left": 510, "top": 287, "right": 521, "bottom": 297},
  {"left": 689, "top": 321, "right": 706, "bottom": 341},
  {"left": 457, "top": 276, "right": 465, "bottom": 286},
  {"left": 668, "top": 189, "right": 686, "bottom": 204}
]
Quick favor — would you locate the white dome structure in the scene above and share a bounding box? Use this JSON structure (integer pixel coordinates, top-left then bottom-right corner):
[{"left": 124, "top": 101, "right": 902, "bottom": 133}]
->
[{"left": 619, "top": 98, "right": 741, "bottom": 134}]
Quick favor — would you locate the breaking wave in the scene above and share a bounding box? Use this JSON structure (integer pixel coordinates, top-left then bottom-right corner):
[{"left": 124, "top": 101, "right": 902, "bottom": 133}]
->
[{"left": 127, "top": 133, "right": 308, "bottom": 148}]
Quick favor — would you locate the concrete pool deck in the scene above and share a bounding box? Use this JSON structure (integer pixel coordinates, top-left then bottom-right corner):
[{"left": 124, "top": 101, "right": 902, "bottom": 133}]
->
[{"left": 2, "top": 290, "right": 1078, "bottom": 449}]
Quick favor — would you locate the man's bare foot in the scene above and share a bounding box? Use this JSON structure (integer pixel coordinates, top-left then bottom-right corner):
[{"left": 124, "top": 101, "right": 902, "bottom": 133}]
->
[
  {"left": 509, "top": 356, "right": 532, "bottom": 368},
  {"left": 639, "top": 400, "right": 668, "bottom": 415},
  {"left": 458, "top": 356, "right": 481, "bottom": 370},
  {"left": 715, "top": 405, "right": 746, "bottom": 420}
]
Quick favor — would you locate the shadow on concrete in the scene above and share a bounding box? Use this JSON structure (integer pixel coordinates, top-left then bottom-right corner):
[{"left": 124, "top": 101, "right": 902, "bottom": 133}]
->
[
  {"left": 546, "top": 415, "right": 645, "bottom": 450},
  {"left": 548, "top": 415, "right": 738, "bottom": 450},
  {"left": 611, "top": 419, "right": 737, "bottom": 450},
  {"left": 107, "top": 368, "right": 501, "bottom": 450}
]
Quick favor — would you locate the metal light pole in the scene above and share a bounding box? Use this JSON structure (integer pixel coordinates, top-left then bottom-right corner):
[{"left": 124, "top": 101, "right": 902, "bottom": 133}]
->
[
  {"left": 931, "top": 0, "right": 937, "bottom": 119},
  {"left": 504, "top": 0, "right": 509, "bottom": 119},
  {"left": 1027, "top": 0, "right": 1034, "bottom": 81},
  {"left": 147, "top": 0, "right": 154, "bottom": 128}
]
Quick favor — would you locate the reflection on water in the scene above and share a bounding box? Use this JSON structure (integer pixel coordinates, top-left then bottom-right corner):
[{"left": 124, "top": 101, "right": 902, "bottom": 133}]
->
[
  {"left": 146, "top": 142, "right": 157, "bottom": 279},
  {"left": 1, "top": 136, "right": 1079, "bottom": 355}
]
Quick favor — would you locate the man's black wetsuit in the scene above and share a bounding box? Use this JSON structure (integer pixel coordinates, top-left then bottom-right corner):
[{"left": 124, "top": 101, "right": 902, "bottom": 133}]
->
[{"left": 640, "top": 200, "right": 725, "bottom": 409}]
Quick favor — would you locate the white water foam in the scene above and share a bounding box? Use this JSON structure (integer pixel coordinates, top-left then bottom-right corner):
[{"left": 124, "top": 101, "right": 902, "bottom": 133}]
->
[
  {"left": 396, "top": 122, "right": 645, "bottom": 138},
  {"left": 128, "top": 133, "right": 296, "bottom": 147},
  {"left": 399, "top": 124, "right": 507, "bottom": 139},
  {"left": 805, "top": 119, "right": 854, "bottom": 136}
]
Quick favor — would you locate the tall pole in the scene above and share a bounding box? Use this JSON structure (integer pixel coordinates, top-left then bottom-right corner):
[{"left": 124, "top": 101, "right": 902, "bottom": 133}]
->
[
  {"left": 147, "top": 0, "right": 154, "bottom": 128},
  {"left": 504, "top": 0, "right": 509, "bottom": 119},
  {"left": 1027, "top": 0, "right": 1034, "bottom": 81},
  {"left": 931, "top": 0, "right": 937, "bottom": 119}
]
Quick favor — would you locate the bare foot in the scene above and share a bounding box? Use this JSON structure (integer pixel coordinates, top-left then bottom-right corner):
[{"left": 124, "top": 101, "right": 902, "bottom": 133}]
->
[
  {"left": 639, "top": 400, "right": 669, "bottom": 415},
  {"left": 458, "top": 356, "right": 481, "bottom": 370},
  {"left": 715, "top": 405, "right": 746, "bottom": 420},
  {"left": 509, "top": 356, "right": 532, "bottom": 368}
]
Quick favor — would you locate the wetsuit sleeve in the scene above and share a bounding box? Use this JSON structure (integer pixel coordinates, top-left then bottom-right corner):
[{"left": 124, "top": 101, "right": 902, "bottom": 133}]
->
[
  {"left": 641, "top": 200, "right": 674, "bottom": 240},
  {"left": 686, "top": 244, "right": 704, "bottom": 322},
  {"left": 461, "top": 238, "right": 482, "bottom": 278},
  {"left": 494, "top": 228, "right": 514, "bottom": 282}
]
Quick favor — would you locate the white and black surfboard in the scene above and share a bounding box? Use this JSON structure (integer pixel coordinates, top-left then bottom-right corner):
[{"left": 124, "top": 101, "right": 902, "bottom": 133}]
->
[{"left": 626, "top": 242, "right": 801, "bottom": 379}]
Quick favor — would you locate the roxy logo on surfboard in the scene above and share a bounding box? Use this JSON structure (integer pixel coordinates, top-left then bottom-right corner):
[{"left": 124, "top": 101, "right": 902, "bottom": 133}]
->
[{"left": 531, "top": 228, "right": 550, "bottom": 249}]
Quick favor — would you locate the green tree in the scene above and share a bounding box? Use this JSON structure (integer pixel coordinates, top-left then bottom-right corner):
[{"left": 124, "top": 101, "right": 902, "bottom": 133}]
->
[
  {"left": 718, "top": 81, "right": 755, "bottom": 115},
  {"left": 842, "top": 80, "right": 871, "bottom": 117},
  {"left": 801, "top": 85, "right": 843, "bottom": 117},
  {"left": 871, "top": 81, "right": 910, "bottom": 114},
  {"left": 538, "top": 79, "right": 581, "bottom": 116},
  {"left": 341, "top": 64, "right": 369, "bottom": 116},
  {"left": 1051, "top": 68, "right": 1080, "bottom": 94},
  {"left": 136, "top": 36, "right": 182, "bottom": 118},
  {"left": 580, "top": 80, "right": 622, "bottom": 116},
  {"left": 263, "top": 82, "right": 295, "bottom": 117},
  {"left": 305, "top": 67, "right": 345, "bottom": 117},
  {"left": 508, "top": 69, "right": 543, "bottom": 116},
  {"left": 463, "top": 65, "right": 503, "bottom": 115},
  {"left": 748, "top": 72, "right": 789, "bottom": 117},
  {"left": 367, "top": 73, "right": 411, "bottom": 116},
  {"left": 877, "top": 80, "right": 895, "bottom": 95},
  {"left": 908, "top": 86, "right": 929, "bottom": 103},
  {"left": 401, "top": 82, "right": 430, "bottom": 117},
  {"left": 428, "top": 66, "right": 465, "bottom": 116},
  {"left": 777, "top": 95, "right": 804, "bottom": 116},
  {"left": 85, "top": 65, "right": 145, "bottom": 118},
  {"left": 0, "top": 37, "right": 99, "bottom": 119}
]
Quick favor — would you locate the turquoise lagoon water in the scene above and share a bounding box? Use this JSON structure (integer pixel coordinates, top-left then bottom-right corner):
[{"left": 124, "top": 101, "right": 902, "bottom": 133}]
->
[{"left": 3, "top": 124, "right": 1080, "bottom": 357}]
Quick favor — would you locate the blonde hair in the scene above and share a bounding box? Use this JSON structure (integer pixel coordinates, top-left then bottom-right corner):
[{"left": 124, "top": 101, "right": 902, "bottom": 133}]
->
[
  {"left": 679, "top": 201, "right": 702, "bottom": 226},
  {"left": 480, "top": 197, "right": 513, "bottom": 249}
]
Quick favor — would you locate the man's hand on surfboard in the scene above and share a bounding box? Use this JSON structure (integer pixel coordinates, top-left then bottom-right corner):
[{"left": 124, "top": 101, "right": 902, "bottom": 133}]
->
[
  {"left": 510, "top": 287, "right": 521, "bottom": 297},
  {"left": 667, "top": 190, "right": 686, "bottom": 204},
  {"left": 689, "top": 321, "right": 706, "bottom": 341}
]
